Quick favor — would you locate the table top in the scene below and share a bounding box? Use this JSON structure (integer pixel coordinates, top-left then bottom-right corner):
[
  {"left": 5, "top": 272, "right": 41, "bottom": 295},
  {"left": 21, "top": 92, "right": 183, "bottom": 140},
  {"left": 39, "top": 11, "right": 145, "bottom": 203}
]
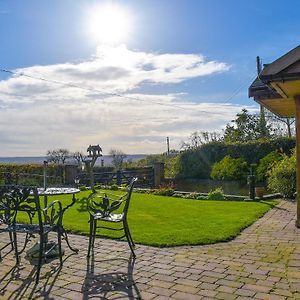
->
[{"left": 37, "top": 187, "right": 80, "bottom": 196}]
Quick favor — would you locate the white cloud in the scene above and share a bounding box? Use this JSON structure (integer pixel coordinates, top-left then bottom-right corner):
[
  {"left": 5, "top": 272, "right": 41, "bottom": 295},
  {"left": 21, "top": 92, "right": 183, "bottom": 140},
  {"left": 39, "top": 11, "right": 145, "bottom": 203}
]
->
[{"left": 0, "top": 45, "right": 243, "bottom": 156}]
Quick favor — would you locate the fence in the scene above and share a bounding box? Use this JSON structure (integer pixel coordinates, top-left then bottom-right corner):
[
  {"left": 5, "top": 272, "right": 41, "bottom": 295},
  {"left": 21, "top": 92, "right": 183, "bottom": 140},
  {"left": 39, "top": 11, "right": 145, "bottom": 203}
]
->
[
  {"left": 0, "top": 162, "right": 165, "bottom": 189},
  {"left": 79, "top": 167, "right": 155, "bottom": 188}
]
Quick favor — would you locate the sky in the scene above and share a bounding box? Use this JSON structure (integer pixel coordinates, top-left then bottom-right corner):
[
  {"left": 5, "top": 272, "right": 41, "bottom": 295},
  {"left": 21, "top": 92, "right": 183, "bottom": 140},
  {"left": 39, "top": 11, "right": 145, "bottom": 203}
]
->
[{"left": 0, "top": 0, "right": 299, "bottom": 156}]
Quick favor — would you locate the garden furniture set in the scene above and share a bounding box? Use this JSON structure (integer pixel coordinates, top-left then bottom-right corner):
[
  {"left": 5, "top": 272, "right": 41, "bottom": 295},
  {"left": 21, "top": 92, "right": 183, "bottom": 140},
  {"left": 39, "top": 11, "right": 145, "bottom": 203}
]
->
[{"left": 0, "top": 177, "right": 137, "bottom": 284}]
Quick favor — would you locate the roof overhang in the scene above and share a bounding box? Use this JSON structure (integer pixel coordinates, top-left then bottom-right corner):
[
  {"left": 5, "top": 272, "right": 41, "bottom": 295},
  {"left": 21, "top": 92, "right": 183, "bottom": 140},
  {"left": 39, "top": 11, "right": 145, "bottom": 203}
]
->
[{"left": 248, "top": 45, "right": 300, "bottom": 118}]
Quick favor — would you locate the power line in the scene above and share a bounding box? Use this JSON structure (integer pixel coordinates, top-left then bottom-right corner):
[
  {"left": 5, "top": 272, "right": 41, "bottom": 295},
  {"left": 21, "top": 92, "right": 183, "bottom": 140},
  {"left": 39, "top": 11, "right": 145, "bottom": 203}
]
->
[
  {"left": 0, "top": 67, "right": 255, "bottom": 114},
  {"left": 222, "top": 74, "right": 257, "bottom": 105},
  {"left": 0, "top": 68, "right": 198, "bottom": 111}
]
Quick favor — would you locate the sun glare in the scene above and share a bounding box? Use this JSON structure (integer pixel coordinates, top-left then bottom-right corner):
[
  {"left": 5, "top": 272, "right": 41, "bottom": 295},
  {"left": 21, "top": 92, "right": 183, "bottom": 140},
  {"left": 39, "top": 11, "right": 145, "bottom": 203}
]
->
[{"left": 87, "top": 4, "right": 131, "bottom": 45}]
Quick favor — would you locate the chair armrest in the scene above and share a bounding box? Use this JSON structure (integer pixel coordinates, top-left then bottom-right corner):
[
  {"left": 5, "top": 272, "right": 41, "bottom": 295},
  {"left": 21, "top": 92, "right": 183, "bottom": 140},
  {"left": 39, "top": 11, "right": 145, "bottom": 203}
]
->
[
  {"left": 103, "top": 192, "right": 126, "bottom": 201},
  {"left": 43, "top": 200, "right": 63, "bottom": 226},
  {"left": 43, "top": 200, "right": 63, "bottom": 212}
]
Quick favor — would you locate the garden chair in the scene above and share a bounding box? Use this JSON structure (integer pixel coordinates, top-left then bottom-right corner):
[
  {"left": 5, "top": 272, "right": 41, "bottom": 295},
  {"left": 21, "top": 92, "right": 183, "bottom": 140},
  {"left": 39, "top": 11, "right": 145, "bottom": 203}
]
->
[
  {"left": 0, "top": 185, "right": 64, "bottom": 284},
  {"left": 87, "top": 177, "right": 138, "bottom": 258}
]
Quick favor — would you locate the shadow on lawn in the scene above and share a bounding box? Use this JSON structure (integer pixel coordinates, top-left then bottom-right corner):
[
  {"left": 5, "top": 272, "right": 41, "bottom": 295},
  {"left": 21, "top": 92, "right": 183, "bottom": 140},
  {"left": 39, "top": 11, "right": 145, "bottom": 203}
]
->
[{"left": 76, "top": 196, "right": 89, "bottom": 212}]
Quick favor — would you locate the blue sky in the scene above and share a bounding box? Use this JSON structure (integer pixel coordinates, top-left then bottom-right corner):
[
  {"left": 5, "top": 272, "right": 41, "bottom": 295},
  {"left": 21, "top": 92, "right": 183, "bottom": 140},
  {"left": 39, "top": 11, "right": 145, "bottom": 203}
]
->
[{"left": 0, "top": 0, "right": 299, "bottom": 156}]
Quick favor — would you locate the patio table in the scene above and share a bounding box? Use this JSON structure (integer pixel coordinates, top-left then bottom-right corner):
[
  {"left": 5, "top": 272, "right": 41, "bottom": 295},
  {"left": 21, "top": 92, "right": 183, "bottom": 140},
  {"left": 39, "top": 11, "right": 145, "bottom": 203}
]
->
[{"left": 27, "top": 187, "right": 80, "bottom": 260}]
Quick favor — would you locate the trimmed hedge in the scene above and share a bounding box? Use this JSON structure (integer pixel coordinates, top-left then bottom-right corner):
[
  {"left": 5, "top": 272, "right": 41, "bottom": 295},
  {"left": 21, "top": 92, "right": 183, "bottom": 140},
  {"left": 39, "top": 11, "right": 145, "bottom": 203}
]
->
[
  {"left": 0, "top": 163, "right": 64, "bottom": 185},
  {"left": 175, "top": 138, "right": 295, "bottom": 179}
]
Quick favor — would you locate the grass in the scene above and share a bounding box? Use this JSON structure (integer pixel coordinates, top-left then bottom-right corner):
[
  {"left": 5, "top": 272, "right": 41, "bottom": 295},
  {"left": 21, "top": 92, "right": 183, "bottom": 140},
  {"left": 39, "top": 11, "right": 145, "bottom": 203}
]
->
[{"left": 51, "top": 189, "right": 278, "bottom": 247}]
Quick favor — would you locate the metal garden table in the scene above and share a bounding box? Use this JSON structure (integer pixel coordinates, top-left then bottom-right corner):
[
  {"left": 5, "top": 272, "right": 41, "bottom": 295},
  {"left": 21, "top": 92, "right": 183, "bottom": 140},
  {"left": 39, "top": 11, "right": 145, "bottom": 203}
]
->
[{"left": 27, "top": 187, "right": 80, "bottom": 260}]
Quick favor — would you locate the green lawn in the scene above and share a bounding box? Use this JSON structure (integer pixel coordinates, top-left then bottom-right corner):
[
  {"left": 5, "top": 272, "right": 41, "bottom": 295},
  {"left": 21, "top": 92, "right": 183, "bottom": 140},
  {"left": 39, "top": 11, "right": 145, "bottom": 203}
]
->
[{"left": 52, "top": 189, "right": 278, "bottom": 247}]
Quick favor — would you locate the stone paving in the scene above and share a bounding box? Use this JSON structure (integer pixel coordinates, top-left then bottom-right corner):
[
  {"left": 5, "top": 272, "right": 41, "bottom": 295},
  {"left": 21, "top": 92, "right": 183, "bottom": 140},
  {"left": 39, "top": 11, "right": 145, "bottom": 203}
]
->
[{"left": 1, "top": 200, "right": 300, "bottom": 299}]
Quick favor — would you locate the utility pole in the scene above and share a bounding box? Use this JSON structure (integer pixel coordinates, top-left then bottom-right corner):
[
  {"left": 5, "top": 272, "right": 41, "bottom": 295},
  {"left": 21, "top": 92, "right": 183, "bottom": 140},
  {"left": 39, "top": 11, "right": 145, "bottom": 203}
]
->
[{"left": 166, "top": 137, "right": 170, "bottom": 155}]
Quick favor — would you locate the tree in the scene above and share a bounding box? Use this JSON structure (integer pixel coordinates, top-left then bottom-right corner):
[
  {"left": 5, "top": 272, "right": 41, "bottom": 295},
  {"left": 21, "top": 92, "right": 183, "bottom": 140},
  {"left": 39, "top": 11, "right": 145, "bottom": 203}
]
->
[
  {"left": 46, "top": 148, "right": 71, "bottom": 164},
  {"left": 265, "top": 112, "right": 295, "bottom": 138},
  {"left": 109, "top": 149, "right": 127, "bottom": 170},
  {"left": 223, "top": 109, "right": 272, "bottom": 142},
  {"left": 181, "top": 131, "right": 223, "bottom": 150},
  {"left": 72, "top": 151, "right": 84, "bottom": 165}
]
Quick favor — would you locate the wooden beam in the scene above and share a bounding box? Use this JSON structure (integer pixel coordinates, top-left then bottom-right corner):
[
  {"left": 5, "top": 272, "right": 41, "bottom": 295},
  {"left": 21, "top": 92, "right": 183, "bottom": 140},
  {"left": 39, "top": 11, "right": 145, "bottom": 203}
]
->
[
  {"left": 271, "top": 82, "right": 289, "bottom": 98},
  {"left": 294, "top": 95, "right": 300, "bottom": 227}
]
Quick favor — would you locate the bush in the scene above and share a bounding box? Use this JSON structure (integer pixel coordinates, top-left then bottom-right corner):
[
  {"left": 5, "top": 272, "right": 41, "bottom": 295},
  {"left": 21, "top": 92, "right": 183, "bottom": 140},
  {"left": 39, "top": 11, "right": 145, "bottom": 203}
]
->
[
  {"left": 152, "top": 187, "right": 174, "bottom": 196},
  {"left": 109, "top": 184, "right": 119, "bottom": 191},
  {"left": 267, "top": 151, "right": 296, "bottom": 198},
  {"left": 93, "top": 184, "right": 102, "bottom": 190},
  {"left": 175, "top": 138, "right": 295, "bottom": 179},
  {"left": 79, "top": 185, "right": 88, "bottom": 191},
  {"left": 256, "top": 151, "right": 283, "bottom": 182},
  {"left": 0, "top": 163, "right": 64, "bottom": 186},
  {"left": 210, "top": 155, "right": 249, "bottom": 181},
  {"left": 206, "top": 187, "right": 225, "bottom": 200}
]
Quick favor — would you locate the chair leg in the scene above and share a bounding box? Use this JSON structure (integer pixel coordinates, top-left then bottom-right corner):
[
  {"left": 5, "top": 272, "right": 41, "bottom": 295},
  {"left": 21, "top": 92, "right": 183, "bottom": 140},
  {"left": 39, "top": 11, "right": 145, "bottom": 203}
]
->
[
  {"left": 9, "top": 232, "right": 14, "bottom": 250},
  {"left": 126, "top": 224, "right": 135, "bottom": 248},
  {"left": 124, "top": 219, "right": 135, "bottom": 247},
  {"left": 36, "top": 235, "right": 44, "bottom": 284},
  {"left": 92, "top": 220, "right": 97, "bottom": 249},
  {"left": 123, "top": 221, "right": 135, "bottom": 258},
  {"left": 57, "top": 229, "right": 63, "bottom": 266},
  {"left": 12, "top": 231, "right": 19, "bottom": 264},
  {"left": 87, "top": 217, "right": 94, "bottom": 258}
]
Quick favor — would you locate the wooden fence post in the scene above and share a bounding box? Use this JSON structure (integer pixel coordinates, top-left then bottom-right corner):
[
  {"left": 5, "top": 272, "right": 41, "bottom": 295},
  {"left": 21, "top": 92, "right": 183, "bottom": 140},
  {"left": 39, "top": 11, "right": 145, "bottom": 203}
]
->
[
  {"left": 153, "top": 162, "right": 165, "bottom": 188},
  {"left": 64, "top": 165, "right": 79, "bottom": 185},
  {"left": 117, "top": 170, "right": 122, "bottom": 186}
]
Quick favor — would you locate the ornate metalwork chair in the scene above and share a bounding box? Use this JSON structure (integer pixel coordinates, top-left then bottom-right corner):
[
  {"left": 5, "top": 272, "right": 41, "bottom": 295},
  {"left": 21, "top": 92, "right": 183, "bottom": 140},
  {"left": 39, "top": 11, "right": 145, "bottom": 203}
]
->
[
  {"left": 0, "top": 185, "right": 63, "bottom": 284},
  {"left": 87, "top": 177, "right": 138, "bottom": 258}
]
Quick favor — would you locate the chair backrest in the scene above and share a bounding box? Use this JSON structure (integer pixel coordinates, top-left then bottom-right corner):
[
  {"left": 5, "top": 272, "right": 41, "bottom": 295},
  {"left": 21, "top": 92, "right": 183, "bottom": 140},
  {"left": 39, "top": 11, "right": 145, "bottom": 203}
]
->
[
  {"left": 123, "top": 177, "right": 138, "bottom": 216},
  {"left": 87, "top": 177, "right": 138, "bottom": 218},
  {"left": 0, "top": 185, "right": 43, "bottom": 227}
]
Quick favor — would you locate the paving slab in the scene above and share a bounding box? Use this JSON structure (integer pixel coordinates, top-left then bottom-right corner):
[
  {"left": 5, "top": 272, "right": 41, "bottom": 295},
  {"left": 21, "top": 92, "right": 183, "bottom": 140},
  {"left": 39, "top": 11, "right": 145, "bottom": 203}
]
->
[{"left": 0, "top": 200, "right": 300, "bottom": 299}]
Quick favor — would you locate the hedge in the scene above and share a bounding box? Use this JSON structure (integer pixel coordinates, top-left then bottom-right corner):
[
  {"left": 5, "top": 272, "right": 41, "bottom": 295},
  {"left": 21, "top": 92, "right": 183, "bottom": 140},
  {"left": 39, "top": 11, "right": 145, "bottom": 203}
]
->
[
  {"left": 175, "top": 138, "right": 295, "bottom": 179},
  {"left": 0, "top": 163, "right": 64, "bottom": 185}
]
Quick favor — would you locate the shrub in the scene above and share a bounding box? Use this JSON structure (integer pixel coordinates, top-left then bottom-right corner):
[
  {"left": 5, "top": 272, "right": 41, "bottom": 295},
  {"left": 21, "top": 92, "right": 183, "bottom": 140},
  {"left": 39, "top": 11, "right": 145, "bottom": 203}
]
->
[
  {"left": 109, "top": 184, "right": 119, "bottom": 191},
  {"left": 152, "top": 187, "right": 174, "bottom": 196},
  {"left": 256, "top": 151, "right": 283, "bottom": 182},
  {"left": 267, "top": 151, "right": 296, "bottom": 198},
  {"left": 0, "top": 163, "right": 64, "bottom": 186},
  {"left": 210, "top": 155, "right": 249, "bottom": 181},
  {"left": 79, "top": 185, "right": 88, "bottom": 191},
  {"left": 178, "top": 138, "right": 295, "bottom": 179},
  {"left": 93, "top": 184, "right": 102, "bottom": 190},
  {"left": 206, "top": 187, "right": 225, "bottom": 200},
  {"left": 183, "top": 192, "right": 199, "bottom": 199},
  {"left": 125, "top": 153, "right": 180, "bottom": 178}
]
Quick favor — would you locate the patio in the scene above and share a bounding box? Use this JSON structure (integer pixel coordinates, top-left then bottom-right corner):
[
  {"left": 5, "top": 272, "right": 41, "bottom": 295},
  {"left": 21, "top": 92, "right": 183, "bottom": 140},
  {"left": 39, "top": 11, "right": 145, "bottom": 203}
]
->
[{"left": 0, "top": 200, "right": 299, "bottom": 299}]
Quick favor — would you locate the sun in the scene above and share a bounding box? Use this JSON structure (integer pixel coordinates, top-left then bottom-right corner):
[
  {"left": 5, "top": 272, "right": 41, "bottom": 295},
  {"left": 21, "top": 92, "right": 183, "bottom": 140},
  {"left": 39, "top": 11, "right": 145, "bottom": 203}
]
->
[{"left": 87, "top": 4, "right": 131, "bottom": 45}]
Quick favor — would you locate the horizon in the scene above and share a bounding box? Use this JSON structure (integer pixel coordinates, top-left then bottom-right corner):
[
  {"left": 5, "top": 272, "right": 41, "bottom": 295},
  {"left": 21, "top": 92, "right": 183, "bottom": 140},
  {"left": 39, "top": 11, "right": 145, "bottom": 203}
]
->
[
  {"left": 0, "top": 1, "right": 299, "bottom": 156},
  {"left": 0, "top": 153, "right": 148, "bottom": 158}
]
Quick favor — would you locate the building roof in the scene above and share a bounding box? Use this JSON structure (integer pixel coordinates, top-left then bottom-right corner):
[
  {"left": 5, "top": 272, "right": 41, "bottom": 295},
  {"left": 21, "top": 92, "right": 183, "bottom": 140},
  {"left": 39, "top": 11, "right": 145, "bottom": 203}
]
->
[
  {"left": 259, "top": 45, "right": 300, "bottom": 82},
  {"left": 248, "top": 44, "right": 300, "bottom": 118},
  {"left": 248, "top": 77, "right": 281, "bottom": 99}
]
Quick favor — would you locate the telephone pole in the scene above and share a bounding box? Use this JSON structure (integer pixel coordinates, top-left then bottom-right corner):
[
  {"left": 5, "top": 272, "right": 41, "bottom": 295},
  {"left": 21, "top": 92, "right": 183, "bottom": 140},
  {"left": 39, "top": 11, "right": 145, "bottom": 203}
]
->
[{"left": 166, "top": 137, "right": 170, "bottom": 155}]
